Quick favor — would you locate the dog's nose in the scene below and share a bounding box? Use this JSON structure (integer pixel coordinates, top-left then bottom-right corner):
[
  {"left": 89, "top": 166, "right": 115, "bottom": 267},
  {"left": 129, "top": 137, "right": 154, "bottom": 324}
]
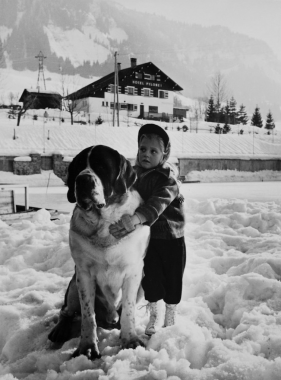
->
[{"left": 96, "top": 203, "right": 105, "bottom": 209}]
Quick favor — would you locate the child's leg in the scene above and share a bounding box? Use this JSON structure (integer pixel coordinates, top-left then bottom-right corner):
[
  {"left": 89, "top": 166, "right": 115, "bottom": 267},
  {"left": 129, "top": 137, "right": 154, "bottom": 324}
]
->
[
  {"left": 162, "top": 237, "right": 186, "bottom": 327},
  {"left": 142, "top": 239, "right": 166, "bottom": 302},
  {"left": 163, "top": 237, "right": 186, "bottom": 305},
  {"left": 142, "top": 239, "right": 166, "bottom": 335}
]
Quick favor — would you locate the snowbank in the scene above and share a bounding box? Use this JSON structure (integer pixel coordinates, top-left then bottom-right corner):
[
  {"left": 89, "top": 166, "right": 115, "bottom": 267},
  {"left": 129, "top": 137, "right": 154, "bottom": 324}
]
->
[{"left": 1, "top": 198, "right": 281, "bottom": 379}]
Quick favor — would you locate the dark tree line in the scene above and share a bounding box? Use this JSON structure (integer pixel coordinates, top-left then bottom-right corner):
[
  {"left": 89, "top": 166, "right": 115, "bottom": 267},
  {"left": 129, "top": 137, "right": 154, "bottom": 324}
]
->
[
  {"left": 206, "top": 96, "right": 275, "bottom": 133},
  {"left": 205, "top": 95, "right": 248, "bottom": 126}
]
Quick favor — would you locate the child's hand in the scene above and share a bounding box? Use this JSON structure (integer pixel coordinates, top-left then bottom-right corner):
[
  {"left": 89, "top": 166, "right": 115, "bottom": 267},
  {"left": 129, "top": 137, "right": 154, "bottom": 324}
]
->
[{"left": 109, "top": 214, "right": 136, "bottom": 239}]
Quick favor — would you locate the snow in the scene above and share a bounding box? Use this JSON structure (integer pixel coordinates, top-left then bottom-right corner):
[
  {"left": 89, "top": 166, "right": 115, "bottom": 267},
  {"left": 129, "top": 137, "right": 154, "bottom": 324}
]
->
[
  {"left": 0, "top": 68, "right": 95, "bottom": 105},
  {"left": 1, "top": 116, "right": 281, "bottom": 379},
  {"left": 43, "top": 25, "right": 112, "bottom": 68},
  {"left": 1, "top": 109, "right": 281, "bottom": 159},
  {"left": 1, "top": 187, "right": 281, "bottom": 379}
]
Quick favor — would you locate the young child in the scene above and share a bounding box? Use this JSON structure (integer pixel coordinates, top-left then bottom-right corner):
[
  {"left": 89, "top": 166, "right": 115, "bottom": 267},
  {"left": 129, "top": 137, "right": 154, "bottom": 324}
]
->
[{"left": 109, "top": 123, "right": 186, "bottom": 336}]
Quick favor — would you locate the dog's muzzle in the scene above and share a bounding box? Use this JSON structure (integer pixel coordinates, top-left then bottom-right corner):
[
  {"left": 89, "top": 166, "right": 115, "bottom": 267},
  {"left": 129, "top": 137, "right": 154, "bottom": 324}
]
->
[{"left": 75, "top": 170, "right": 106, "bottom": 211}]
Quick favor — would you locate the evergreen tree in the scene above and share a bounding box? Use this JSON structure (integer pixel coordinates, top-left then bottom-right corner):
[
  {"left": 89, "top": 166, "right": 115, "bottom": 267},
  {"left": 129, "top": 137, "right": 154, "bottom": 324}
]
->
[
  {"left": 205, "top": 95, "right": 216, "bottom": 122},
  {"left": 223, "top": 123, "right": 231, "bottom": 134},
  {"left": 237, "top": 104, "right": 248, "bottom": 125},
  {"left": 214, "top": 100, "right": 221, "bottom": 122},
  {"left": 229, "top": 96, "right": 237, "bottom": 124},
  {"left": 251, "top": 106, "right": 263, "bottom": 128},
  {"left": 264, "top": 111, "right": 275, "bottom": 130},
  {"left": 214, "top": 124, "right": 223, "bottom": 134}
]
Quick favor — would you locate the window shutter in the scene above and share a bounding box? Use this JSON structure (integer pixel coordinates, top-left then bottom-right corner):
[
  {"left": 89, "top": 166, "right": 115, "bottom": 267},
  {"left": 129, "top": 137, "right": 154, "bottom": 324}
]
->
[
  {"left": 164, "top": 92, "right": 168, "bottom": 99},
  {"left": 150, "top": 89, "right": 154, "bottom": 97},
  {"left": 141, "top": 89, "right": 144, "bottom": 96},
  {"left": 134, "top": 88, "right": 138, "bottom": 95},
  {"left": 125, "top": 87, "right": 129, "bottom": 95}
]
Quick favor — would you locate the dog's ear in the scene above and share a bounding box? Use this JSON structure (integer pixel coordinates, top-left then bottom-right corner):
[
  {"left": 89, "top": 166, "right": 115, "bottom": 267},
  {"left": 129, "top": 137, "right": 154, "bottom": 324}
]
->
[
  {"left": 66, "top": 146, "right": 93, "bottom": 203},
  {"left": 114, "top": 155, "right": 137, "bottom": 194}
]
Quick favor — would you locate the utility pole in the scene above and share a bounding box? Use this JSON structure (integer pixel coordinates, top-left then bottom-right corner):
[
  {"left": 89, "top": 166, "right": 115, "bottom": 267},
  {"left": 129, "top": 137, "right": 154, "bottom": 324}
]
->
[
  {"left": 113, "top": 52, "right": 116, "bottom": 126},
  {"left": 35, "top": 51, "right": 47, "bottom": 91},
  {"left": 113, "top": 52, "right": 119, "bottom": 127}
]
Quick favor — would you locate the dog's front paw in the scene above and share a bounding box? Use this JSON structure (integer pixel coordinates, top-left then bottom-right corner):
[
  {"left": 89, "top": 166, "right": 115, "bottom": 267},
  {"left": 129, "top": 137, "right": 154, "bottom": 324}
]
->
[
  {"left": 73, "top": 342, "right": 101, "bottom": 360},
  {"left": 121, "top": 336, "right": 145, "bottom": 349}
]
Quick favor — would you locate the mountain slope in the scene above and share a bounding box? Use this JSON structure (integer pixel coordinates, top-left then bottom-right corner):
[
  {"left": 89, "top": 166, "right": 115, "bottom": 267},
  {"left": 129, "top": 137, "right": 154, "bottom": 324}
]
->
[{"left": 1, "top": 0, "right": 281, "bottom": 118}]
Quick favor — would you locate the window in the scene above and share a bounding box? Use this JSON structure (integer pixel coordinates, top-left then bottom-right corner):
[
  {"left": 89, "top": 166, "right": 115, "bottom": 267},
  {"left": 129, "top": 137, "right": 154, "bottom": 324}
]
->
[
  {"left": 108, "top": 84, "right": 121, "bottom": 93},
  {"left": 128, "top": 104, "right": 137, "bottom": 111},
  {"left": 120, "top": 103, "right": 127, "bottom": 110},
  {"left": 135, "top": 72, "right": 143, "bottom": 79},
  {"left": 159, "top": 90, "right": 168, "bottom": 99},
  {"left": 149, "top": 106, "right": 158, "bottom": 113},
  {"left": 125, "top": 86, "right": 137, "bottom": 95},
  {"left": 144, "top": 73, "right": 155, "bottom": 81},
  {"left": 142, "top": 88, "right": 153, "bottom": 97}
]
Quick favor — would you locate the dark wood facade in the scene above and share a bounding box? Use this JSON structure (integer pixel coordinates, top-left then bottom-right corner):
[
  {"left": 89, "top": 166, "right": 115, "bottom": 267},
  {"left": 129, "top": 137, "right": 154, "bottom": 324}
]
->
[
  {"left": 19, "top": 90, "right": 62, "bottom": 110},
  {"left": 67, "top": 60, "right": 183, "bottom": 101}
]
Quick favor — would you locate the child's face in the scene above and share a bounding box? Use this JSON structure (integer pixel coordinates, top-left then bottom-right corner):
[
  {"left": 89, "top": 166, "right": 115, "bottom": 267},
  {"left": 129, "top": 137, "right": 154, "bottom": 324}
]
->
[{"left": 138, "top": 136, "right": 164, "bottom": 169}]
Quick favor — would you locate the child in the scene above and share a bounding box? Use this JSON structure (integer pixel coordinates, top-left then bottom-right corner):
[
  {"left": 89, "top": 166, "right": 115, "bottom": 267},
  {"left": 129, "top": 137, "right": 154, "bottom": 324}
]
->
[{"left": 109, "top": 123, "right": 186, "bottom": 336}]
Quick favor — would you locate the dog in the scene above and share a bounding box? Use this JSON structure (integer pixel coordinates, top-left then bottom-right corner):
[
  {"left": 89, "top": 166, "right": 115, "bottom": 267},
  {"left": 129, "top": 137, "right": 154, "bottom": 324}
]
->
[{"left": 48, "top": 145, "right": 150, "bottom": 359}]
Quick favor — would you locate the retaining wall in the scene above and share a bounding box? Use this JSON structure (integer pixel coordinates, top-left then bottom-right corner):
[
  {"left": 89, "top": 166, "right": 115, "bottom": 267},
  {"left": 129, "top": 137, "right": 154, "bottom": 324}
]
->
[
  {"left": 179, "top": 158, "right": 281, "bottom": 176},
  {"left": 1, "top": 155, "right": 281, "bottom": 181}
]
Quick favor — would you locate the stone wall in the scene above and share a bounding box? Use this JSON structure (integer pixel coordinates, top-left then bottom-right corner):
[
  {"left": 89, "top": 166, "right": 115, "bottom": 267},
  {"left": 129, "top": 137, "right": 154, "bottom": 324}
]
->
[
  {"left": 52, "top": 154, "right": 70, "bottom": 184},
  {"left": 179, "top": 158, "right": 281, "bottom": 177},
  {"left": 13, "top": 154, "right": 41, "bottom": 175},
  {"left": 2, "top": 154, "right": 281, "bottom": 179}
]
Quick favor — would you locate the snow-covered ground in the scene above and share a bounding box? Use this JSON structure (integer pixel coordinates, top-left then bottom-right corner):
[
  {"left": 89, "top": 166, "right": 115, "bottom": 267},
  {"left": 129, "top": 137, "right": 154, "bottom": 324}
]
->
[
  {"left": 1, "top": 113, "right": 281, "bottom": 379},
  {"left": 1, "top": 184, "right": 281, "bottom": 379},
  {"left": 1, "top": 108, "right": 281, "bottom": 159}
]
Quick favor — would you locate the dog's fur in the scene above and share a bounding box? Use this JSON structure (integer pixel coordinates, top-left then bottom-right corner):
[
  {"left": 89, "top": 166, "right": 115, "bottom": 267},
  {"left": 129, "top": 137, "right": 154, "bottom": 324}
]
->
[{"left": 50, "top": 145, "right": 150, "bottom": 359}]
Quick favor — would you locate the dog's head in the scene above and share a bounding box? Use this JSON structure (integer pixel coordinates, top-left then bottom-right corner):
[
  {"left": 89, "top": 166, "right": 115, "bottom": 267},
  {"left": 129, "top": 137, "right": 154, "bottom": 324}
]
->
[{"left": 67, "top": 145, "right": 137, "bottom": 211}]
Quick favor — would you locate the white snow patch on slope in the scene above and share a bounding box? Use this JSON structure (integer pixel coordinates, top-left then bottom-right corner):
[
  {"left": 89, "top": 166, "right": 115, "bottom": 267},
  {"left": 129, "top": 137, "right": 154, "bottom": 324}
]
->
[
  {"left": 43, "top": 25, "right": 111, "bottom": 67},
  {"left": 0, "top": 26, "right": 12, "bottom": 42}
]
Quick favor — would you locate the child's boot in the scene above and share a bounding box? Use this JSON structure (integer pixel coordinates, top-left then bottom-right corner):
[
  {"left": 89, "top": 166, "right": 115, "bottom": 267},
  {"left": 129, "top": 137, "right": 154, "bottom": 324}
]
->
[
  {"left": 164, "top": 303, "right": 177, "bottom": 327},
  {"left": 145, "top": 302, "right": 159, "bottom": 336}
]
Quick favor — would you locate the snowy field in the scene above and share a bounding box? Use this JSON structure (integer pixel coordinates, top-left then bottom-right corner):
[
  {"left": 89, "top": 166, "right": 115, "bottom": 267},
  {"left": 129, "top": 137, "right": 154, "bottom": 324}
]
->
[
  {"left": 1, "top": 111, "right": 281, "bottom": 379},
  {"left": 1, "top": 108, "right": 281, "bottom": 159},
  {"left": 1, "top": 185, "right": 281, "bottom": 379}
]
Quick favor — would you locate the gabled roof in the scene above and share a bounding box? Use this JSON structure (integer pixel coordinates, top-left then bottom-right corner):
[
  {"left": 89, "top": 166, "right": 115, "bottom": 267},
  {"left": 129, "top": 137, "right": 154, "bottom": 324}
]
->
[
  {"left": 67, "top": 61, "right": 183, "bottom": 99},
  {"left": 19, "top": 89, "right": 62, "bottom": 102}
]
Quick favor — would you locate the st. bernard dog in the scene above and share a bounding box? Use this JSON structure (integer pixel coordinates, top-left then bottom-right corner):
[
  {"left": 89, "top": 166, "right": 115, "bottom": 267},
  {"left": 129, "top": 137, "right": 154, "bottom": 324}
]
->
[{"left": 49, "top": 145, "right": 150, "bottom": 359}]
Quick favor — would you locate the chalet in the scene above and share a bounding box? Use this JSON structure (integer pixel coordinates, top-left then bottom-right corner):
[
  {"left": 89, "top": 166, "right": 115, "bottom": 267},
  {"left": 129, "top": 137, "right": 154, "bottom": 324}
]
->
[
  {"left": 19, "top": 89, "right": 62, "bottom": 110},
  {"left": 67, "top": 58, "right": 185, "bottom": 122}
]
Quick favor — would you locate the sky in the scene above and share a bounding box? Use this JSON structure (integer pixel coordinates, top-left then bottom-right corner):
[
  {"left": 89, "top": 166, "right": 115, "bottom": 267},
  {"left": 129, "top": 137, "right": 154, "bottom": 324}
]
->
[
  {"left": 115, "top": 0, "right": 281, "bottom": 61},
  {"left": 1, "top": 113, "right": 281, "bottom": 379}
]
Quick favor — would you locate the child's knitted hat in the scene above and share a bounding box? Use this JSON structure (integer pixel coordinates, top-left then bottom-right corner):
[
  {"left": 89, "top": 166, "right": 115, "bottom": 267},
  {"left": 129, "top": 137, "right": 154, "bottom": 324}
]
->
[{"left": 138, "top": 124, "right": 170, "bottom": 150}]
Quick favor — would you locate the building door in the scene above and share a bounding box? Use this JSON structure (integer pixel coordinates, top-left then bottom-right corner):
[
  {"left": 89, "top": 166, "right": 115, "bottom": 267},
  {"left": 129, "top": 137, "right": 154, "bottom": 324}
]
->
[{"left": 140, "top": 104, "right": 144, "bottom": 118}]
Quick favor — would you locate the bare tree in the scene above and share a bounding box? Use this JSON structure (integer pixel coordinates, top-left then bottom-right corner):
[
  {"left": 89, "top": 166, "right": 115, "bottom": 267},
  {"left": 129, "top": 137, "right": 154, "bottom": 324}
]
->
[
  {"left": 208, "top": 71, "right": 228, "bottom": 109},
  {"left": 8, "top": 92, "right": 16, "bottom": 106},
  {"left": 17, "top": 94, "right": 39, "bottom": 126},
  {"left": 193, "top": 96, "right": 208, "bottom": 120},
  {"left": 60, "top": 70, "right": 81, "bottom": 125}
]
